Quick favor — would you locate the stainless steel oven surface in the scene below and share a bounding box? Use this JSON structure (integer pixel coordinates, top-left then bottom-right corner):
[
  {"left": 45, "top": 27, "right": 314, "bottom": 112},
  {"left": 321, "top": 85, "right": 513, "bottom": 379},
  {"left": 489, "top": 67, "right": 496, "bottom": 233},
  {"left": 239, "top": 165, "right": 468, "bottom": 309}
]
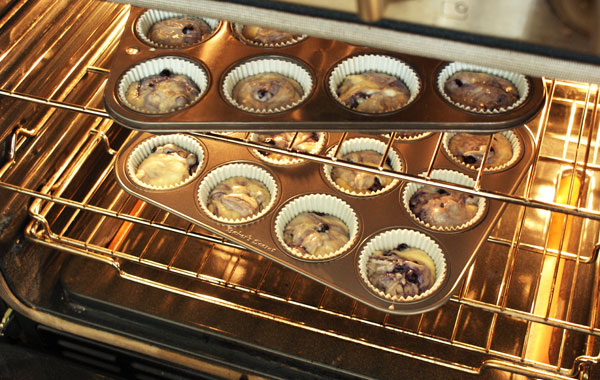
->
[{"left": 0, "top": 1, "right": 599, "bottom": 379}]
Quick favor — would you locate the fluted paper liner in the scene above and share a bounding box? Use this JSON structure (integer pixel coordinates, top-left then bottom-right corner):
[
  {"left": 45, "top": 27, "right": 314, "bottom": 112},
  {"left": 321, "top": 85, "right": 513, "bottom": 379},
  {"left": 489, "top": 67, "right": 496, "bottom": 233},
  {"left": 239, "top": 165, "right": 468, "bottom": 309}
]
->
[
  {"left": 118, "top": 56, "right": 208, "bottom": 114},
  {"left": 383, "top": 131, "right": 433, "bottom": 141},
  {"left": 442, "top": 130, "right": 522, "bottom": 172},
  {"left": 127, "top": 134, "right": 205, "bottom": 190},
  {"left": 274, "top": 194, "right": 359, "bottom": 261},
  {"left": 323, "top": 137, "right": 403, "bottom": 197},
  {"left": 136, "top": 9, "right": 220, "bottom": 48},
  {"left": 233, "top": 23, "right": 307, "bottom": 48},
  {"left": 358, "top": 229, "right": 447, "bottom": 302},
  {"left": 222, "top": 57, "right": 313, "bottom": 114},
  {"left": 437, "top": 62, "right": 529, "bottom": 114},
  {"left": 249, "top": 132, "right": 326, "bottom": 165},
  {"left": 197, "top": 163, "right": 278, "bottom": 224},
  {"left": 402, "top": 169, "right": 486, "bottom": 232},
  {"left": 328, "top": 54, "right": 421, "bottom": 113}
]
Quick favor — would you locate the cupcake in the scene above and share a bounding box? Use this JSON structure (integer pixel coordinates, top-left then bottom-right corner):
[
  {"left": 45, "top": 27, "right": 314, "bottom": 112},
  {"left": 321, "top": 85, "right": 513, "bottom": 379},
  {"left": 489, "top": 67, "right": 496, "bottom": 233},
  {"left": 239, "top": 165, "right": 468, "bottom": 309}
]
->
[
  {"left": 198, "top": 163, "right": 278, "bottom": 223},
  {"left": 136, "top": 10, "right": 219, "bottom": 48},
  {"left": 329, "top": 55, "right": 420, "bottom": 114},
  {"left": 250, "top": 131, "right": 325, "bottom": 164},
  {"left": 323, "top": 137, "right": 402, "bottom": 196},
  {"left": 128, "top": 134, "right": 205, "bottom": 190},
  {"left": 283, "top": 212, "right": 350, "bottom": 257},
  {"left": 238, "top": 25, "right": 305, "bottom": 46},
  {"left": 402, "top": 169, "right": 486, "bottom": 231},
  {"left": 358, "top": 229, "right": 446, "bottom": 302},
  {"left": 207, "top": 177, "right": 271, "bottom": 220},
  {"left": 438, "top": 62, "right": 529, "bottom": 113},
  {"left": 275, "top": 194, "right": 358, "bottom": 260},
  {"left": 119, "top": 57, "right": 207, "bottom": 114},
  {"left": 233, "top": 73, "right": 304, "bottom": 111},
  {"left": 223, "top": 58, "right": 313, "bottom": 114},
  {"left": 443, "top": 130, "right": 521, "bottom": 171}
]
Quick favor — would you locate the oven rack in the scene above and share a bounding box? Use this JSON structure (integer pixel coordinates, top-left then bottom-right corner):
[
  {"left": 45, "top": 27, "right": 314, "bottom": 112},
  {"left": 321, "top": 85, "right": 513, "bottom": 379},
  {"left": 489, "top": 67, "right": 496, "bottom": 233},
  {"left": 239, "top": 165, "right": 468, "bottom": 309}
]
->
[
  {"left": 0, "top": 2, "right": 599, "bottom": 378},
  {"left": 1, "top": 79, "right": 598, "bottom": 379}
]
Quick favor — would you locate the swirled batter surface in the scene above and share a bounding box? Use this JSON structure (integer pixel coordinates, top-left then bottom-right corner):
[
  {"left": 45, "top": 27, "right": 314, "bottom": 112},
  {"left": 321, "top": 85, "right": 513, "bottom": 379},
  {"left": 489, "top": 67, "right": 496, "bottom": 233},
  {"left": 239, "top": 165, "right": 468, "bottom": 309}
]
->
[
  {"left": 207, "top": 177, "right": 271, "bottom": 220},
  {"left": 283, "top": 212, "right": 349, "bottom": 257},
  {"left": 337, "top": 71, "right": 410, "bottom": 113},
  {"left": 367, "top": 244, "right": 436, "bottom": 298},
  {"left": 444, "top": 72, "right": 519, "bottom": 111},
  {"left": 331, "top": 150, "right": 393, "bottom": 193},
  {"left": 135, "top": 143, "right": 198, "bottom": 187},
  {"left": 125, "top": 70, "right": 200, "bottom": 113},
  {"left": 409, "top": 186, "right": 479, "bottom": 227},
  {"left": 232, "top": 73, "right": 303, "bottom": 111},
  {"left": 148, "top": 16, "right": 211, "bottom": 46}
]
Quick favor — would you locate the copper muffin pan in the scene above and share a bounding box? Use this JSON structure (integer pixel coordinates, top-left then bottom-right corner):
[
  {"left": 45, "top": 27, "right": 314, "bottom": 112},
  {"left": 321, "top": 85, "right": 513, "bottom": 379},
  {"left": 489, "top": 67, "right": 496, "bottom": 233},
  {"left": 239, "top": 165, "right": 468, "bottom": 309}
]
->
[
  {"left": 103, "top": 7, "right": 546, "bottom": 133},
  {"left": 114, "top": 126, "right": 535, "bottom": 314}
]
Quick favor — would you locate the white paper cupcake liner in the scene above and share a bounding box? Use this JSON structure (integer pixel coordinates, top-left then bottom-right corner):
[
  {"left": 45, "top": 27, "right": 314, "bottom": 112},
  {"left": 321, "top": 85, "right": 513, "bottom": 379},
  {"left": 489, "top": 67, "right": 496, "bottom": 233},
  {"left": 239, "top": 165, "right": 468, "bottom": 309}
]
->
[
  {"left": 442, "top": 130, "right": 522, "bottom": 172},
  {"left": 118, "top": 56, "right": 208, "bottom": 114},
  {"left": 358, "top": 228, "right": 447, "bottom": 302},
  {"left": 127, "top": 134, "right": 205, "bottom": 190},
  {"left": 437, "top": 62, "right": 530, "bottom": 114},
  {"left": 249, "top": 132, "right": 326, "bottom": 165},
  {"left": 328, "top": 54, "right": 421, "bottom": 113},
  {"left": 274, "top": 194, "right": 359, "bottom": 261},
  {"left": 222, "top": 57, "right": 313, "bottom": 114},
  {"left": 323, "top": 137, "right": 403, "bottom": 197},
  {"left": 383, "top": 131, "right": 433, "bottom": 142},
  {"left": 197, "top": 163, "right": 278, "bottom": 224},
  {"left": 233, "top": 23, "right": 307, "bottom": 48},
  {"left": 136, "top": 9, "right": 220, "bottom": 48},
  {"left": 402, "top": 169, "right": 487, "bottom": 232}
]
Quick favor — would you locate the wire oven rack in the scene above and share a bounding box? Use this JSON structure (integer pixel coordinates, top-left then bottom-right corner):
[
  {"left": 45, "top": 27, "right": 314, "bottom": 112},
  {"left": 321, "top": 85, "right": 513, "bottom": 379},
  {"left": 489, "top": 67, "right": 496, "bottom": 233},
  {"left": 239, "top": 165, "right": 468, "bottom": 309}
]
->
[{"left": 0, "top": 1, "right": 599, "bottom": 379}]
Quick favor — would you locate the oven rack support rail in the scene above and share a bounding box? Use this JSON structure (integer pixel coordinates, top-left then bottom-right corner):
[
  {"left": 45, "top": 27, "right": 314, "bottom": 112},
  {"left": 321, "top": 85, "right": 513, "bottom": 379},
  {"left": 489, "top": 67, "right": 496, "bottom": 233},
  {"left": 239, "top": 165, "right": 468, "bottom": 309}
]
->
[{"left": 0, "top": 79, "right": 598, "bottom": 379}]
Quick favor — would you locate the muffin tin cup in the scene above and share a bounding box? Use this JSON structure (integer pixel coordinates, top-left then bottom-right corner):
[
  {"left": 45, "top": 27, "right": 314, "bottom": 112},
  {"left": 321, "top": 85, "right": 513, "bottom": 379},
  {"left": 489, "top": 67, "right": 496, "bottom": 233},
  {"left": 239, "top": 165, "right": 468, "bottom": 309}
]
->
[
  {"left": 357, "top": 228, "right": 447, "bottom": 302},
  {"left": 442, "top": 130, "right": 522, "bottom": 172},
  {"left": 233, "top": 23, "right": 307, "bottom": 48},
  {"left": 136, "top": 10, "right": 220, "bottom": 49},
  {"left": 249, "top": 132, "right": 327, "bottom": 166},
  {"left": 197, "top": 163, "right": 279, "bottom": 224},
  {"left": 127, "top": 134, "right": 205, "bottom": 190},
  {"left": 437, "top": 62, "right": 530, "bottom": 114},
  {"left": 118, "top": 56, "right": 208, "bottom": 114},
  {"left": 401, "top": 169, "right": 487, "bottom": 232},
  {"left": 328, "top": 54, "right": 421, "bottom": 114},
  {"left": 222, "top": 57, "right": 313, "bottom": 114},
  {"left": 274, "top": 193, "right": 359, "bottom": 261},
  {"left": 323, "top": 137, "right": 403, "bottom": 197}
]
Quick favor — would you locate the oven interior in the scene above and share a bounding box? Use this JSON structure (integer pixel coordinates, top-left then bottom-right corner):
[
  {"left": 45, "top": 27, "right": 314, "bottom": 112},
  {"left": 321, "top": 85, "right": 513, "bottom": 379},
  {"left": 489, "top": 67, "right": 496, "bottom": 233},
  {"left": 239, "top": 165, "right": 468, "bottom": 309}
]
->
[{"left": 0, "top": 1, "right": 599, "bottom": 379}]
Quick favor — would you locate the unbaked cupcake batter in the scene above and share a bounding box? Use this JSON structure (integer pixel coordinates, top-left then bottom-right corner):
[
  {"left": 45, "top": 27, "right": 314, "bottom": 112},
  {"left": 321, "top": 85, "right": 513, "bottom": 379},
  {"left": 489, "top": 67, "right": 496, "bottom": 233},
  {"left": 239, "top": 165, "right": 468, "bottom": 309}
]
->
[
  {"left": 331, "top": 150, "right": 393, "bottom": 193},
  {"left": 336, "top": 71, "right": 410, "bottom": 113},
  {"left": 409, "top": 186, "right": 479, "bottom": 228},
  {"left": 207, "top": 176, "right": 271, "bottom": 220},
  {"left": 135, "top": 143, "right": 198, "bottom": 187},
  {"left": 232, "top": 73, "right": 303, "bottom": 111},
  {"left": 448, "top": 132, "right": 513, "bottom": 169},
  {"left": 444, "top": 71, "right": 519, "bottom": 111},
  {"left": 148, "top": 16, "right": 211, "bottom": 46},
  {"left": 283, "top": 212, "right": 349, "bottom": 257},
  {"left": 367, "top": 244, "right": 436, "bottom": 298},
  {"left": 125, "top": 69, "right": 200, "bottom": 113}
]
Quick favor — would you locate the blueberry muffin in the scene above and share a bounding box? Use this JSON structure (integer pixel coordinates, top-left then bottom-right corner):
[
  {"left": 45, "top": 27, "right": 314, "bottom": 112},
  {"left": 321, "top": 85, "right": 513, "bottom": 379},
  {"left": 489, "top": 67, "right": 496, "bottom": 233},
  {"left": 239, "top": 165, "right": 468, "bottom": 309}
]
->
[
  {"left": 241, "top": 25, "right": 302, "bottom": 44},
  {"left": 207, "top": 176, "right": 271, "bottom": 220},
  {"left": 448, "top": 132, "right": 513, "bottom": 169},
  {"left": 283, "top": 212, "right": 350, "bottom": 257},
  {"left": 331, "top": 150, "right": 393, "bottom": 193},
  {"left": 124, "top": 69, "right": 200, "bottom": 113},
  {"left": 252, "top": 132, "right": 323, "bottom": 161},
  {"left": 409, "top": 186, "right": 479, "bottom": 228},
  {"left": 232, "top": 73, "right": 303, "bottom": 111},
  {"left": 444, "top": 71, "right": 519, "bottom": 111},
  {"left": 366, "top": 244, "right": 436, "bottom": 298},
  {"left": 336, "top": 71, "right": 410, "bottom": 113},
  {"left": 148, "top": 16, "right": 211, "bottom": 46},
  {"left": 135, "top": 143, "right": 198, "bottom": 187}
]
